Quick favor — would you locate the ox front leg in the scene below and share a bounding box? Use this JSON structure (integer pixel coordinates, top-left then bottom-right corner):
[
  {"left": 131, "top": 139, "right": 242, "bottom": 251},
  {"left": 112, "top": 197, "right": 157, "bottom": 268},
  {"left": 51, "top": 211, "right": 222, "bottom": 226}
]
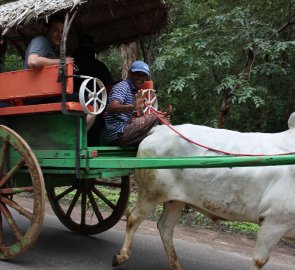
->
[
  {"left": 157, "top": 201, "right": 185, "bottom": 270},
  {"left": 113, "top": 197, "right": 157, "bottom": 267},
  {"left": 252, "top": 219, "right": 288, "bottom": 270}
]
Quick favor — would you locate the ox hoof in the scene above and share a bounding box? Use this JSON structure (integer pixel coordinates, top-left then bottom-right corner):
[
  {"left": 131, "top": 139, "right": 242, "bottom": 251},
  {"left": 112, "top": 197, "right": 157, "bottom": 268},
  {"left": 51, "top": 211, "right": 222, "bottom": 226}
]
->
[
  {"left": 112, "top": 255, "right": 120, "bottom": 267},
  {"left": 112, "top": 253, "right": 129, "bottom": 267}
]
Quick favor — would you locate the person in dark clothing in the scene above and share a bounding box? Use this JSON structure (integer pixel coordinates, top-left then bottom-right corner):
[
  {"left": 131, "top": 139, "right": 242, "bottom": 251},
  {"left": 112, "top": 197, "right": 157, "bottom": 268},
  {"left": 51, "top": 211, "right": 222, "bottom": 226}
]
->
[
  {"left": 73, "top": 34, "right": 112, "bottom": 93},
  {"left": 73, "top": 35, "right": 112, "bottom": 146}
]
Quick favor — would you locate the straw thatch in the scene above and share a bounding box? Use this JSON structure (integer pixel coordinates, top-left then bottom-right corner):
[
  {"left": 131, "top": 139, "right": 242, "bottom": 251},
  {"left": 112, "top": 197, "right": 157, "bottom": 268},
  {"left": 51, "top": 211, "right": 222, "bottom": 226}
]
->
[{"left": 0, "top": 0, "right": 169, "bottom": 57}]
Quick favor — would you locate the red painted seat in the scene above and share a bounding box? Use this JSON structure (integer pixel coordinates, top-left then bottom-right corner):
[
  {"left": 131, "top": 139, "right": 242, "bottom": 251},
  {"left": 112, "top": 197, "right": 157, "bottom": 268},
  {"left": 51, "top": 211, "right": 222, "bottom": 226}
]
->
[{"left": 0, "top": 63, "right": 83, "bottom": 116}]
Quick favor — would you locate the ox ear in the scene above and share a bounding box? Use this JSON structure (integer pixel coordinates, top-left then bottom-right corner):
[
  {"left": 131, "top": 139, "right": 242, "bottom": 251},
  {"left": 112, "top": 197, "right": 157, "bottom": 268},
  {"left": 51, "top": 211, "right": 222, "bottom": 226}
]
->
[{"left": 288, "top": 112, "right": 295, "bottom": 129}]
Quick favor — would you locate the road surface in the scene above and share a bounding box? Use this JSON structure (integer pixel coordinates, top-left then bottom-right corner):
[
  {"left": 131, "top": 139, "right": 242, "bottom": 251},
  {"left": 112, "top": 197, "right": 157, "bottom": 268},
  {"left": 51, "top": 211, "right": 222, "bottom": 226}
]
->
[{"left": 1, "top": 212, "right": 294, "bottom": 270}]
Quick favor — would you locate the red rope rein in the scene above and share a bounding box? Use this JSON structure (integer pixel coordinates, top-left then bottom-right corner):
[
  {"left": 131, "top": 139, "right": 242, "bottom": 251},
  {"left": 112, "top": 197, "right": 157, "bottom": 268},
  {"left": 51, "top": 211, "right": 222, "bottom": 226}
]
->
[{"left": 149, "top": 106, "right": 295, "bottom": 157}]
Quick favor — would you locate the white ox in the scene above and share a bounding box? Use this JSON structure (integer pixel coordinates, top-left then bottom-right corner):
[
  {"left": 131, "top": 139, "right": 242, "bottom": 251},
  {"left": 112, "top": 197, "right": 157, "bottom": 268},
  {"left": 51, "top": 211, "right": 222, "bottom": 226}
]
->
[{"left": 113, "top": 113, "right": 295, "bottom": 270}]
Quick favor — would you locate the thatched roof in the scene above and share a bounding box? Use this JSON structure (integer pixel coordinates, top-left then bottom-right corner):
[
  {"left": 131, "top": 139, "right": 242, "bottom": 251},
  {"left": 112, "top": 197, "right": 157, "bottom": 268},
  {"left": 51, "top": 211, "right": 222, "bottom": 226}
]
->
[{"left": 0, "top": 0, "right": 169, "bottom": 57}]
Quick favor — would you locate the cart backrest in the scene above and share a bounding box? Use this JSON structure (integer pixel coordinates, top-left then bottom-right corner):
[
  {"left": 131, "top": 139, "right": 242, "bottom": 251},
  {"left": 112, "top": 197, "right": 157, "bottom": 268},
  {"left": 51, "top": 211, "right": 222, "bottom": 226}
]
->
[
  {"left": 0, "top": 63, "right": 85, "bottom": 116},
  {"left": 0, "top": 64, "right": 73, "bottom": 101}
]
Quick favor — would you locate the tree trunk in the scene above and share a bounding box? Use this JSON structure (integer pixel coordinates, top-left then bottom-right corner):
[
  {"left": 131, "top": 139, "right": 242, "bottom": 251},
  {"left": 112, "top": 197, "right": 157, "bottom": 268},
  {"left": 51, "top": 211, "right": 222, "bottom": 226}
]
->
[
  {"left": 119, "top": 41, "right": 140, "bottom": 79},
  {"left": 217, "top": 49, "right": 255, "bottom": 128},
  {"left": 217, "top": 91, "right": 231, "bottom": 128}
]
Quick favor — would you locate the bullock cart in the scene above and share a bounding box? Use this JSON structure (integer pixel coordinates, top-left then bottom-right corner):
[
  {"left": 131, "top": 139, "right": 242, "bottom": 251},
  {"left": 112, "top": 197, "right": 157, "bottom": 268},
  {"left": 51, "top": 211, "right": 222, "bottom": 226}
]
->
[
  {"left": 0, "top": 0, "right": 169, "bottom": 259},
  {"left": 0, "top": 0, "right": 294, "bottom": 264}
]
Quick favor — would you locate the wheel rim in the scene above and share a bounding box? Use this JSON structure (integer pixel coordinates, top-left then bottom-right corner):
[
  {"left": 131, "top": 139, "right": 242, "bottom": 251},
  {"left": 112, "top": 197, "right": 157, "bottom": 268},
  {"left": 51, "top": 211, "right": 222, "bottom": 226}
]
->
[
  {"left": 79, "top": 77, "right": 107, "bottom": 115},
  {"left": 0, "top": 125, "right": 45, "bottom": 259},
  {"left": 142, "top": 89, "right": 158, "bottom": 115},
  {"left": 47, "top": 176, "right": 130, "bottom": 235}
]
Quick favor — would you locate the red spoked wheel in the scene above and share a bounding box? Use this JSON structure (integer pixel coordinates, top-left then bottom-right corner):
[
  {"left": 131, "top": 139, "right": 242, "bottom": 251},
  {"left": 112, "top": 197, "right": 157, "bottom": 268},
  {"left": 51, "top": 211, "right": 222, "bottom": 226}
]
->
[
  {"left": 47, "top": 175, "right": 130, "bottom": 235},
  {"left": 0, "top": 125, "right": 45, "bottom": 260},
  {"left": 142, "top": 89, "right": 158, "bottom": 115}
]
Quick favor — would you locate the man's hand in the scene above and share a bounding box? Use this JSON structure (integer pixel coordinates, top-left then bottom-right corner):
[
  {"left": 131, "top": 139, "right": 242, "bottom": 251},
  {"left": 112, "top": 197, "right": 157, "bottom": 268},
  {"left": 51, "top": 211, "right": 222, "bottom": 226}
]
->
[
  {"left": 66, "top": 57, "right": 74, "bottom": 64},
  {"left": 133, "top": 89, "right": 145, "bottom": 112},
  {"left": 108, "top": 90, "right": 146, "bottom": 115}
]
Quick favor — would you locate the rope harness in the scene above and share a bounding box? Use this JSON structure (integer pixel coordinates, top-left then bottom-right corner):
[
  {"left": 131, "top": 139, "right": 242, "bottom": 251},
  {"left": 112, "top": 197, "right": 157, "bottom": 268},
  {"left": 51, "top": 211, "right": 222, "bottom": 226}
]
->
[{"left": 147, "top": 105, "right": 295, "bottom": 157}]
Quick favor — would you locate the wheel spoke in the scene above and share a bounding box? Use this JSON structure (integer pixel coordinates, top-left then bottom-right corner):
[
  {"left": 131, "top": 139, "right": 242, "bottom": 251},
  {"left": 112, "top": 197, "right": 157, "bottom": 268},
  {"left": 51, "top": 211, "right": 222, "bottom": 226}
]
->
[
  {"left": 0, "top": 196, "right": 33, "bottom": 221},
  {"left": 96, "top": 98, "right": 103, "bottom": 104},
  {"left": 85, "top": 87, "right": 92, "bottom": 95},
  {"left": 87, "top": 191, "right": 103, "bottom": 222},
  {"left": 81, "top": 191, "right": 87, "bottom": 226},
  {"left": 0, "top": 140, "right": 8, "bottom": 177},
  {"left": 92, "top": 187, "right": 115, "bottom": 210},
  {"left": 0, "top": 158, "right": 25, "bottom": 188},
  {"left": 0, "top": 203, "right": 23, "bottom": 241},
  {"left": 0, "top": 186, "right": 33, "bottom": 195},
  {"left": 66, "top": 189, "right": 81, "bottom": 217},
  {"left": 85, "top": 98, "right": 94, "bottom": 106},
  {"left": 93, "top": 79, "right": 97, "bottom": 93},
  {"left": 93, "top": 101, "right": 97, "bottom": 113},
  {"left": 94, "top": 179, "right": 122, "bottom": 188},
  {"left": 0, "top": 213, "right": 5, "bottom": 247},
  {"left": 55, "top": 186, "right": 76, "bottom": 202},
  {"left": 97, "top": 87, "right": 106, "bottom": 95},
  {"left": 151, "top": 96, "right": 157, "bottom": 104}
]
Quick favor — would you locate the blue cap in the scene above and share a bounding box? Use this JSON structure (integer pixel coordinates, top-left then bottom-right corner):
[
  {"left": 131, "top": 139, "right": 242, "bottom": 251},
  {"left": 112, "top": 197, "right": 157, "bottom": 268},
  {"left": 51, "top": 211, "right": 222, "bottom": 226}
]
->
[{"left": 130, "top": 60, "right": 150, "bottom": 76}]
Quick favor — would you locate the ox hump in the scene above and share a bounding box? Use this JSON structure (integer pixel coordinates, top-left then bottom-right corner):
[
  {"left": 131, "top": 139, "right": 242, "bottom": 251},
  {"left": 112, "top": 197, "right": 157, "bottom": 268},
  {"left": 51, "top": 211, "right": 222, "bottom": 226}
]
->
[{"left": 288, "top": 112, "right": 295, "bottom": 129}]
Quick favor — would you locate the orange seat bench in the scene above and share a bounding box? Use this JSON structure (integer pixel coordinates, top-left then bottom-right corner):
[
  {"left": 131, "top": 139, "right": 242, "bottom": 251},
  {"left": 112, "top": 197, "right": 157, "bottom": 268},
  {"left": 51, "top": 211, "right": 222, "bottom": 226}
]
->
[{"left": 0, "top": 63, "right": 84, "bottom": 116}]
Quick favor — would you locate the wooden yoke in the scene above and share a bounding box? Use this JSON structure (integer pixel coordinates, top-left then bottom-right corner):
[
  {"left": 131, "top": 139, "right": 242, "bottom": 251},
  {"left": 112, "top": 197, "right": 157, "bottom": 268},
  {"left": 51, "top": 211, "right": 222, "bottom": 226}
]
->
[{"left": 0, "top": 63, "right": 84, "bottom": 116}]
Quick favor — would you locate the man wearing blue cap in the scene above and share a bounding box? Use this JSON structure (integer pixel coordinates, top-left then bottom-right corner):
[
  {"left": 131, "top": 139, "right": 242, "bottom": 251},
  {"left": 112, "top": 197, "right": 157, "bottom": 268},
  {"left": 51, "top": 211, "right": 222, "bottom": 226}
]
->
[{"left": 104, "top": 60, "right": 161, "bottom": 146}]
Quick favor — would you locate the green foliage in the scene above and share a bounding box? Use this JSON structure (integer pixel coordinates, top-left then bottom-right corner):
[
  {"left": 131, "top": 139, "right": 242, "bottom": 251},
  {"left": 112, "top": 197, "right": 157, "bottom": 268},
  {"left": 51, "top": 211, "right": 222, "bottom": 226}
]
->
[
  {"left": 0, "top": 0, "right": 14, "bottom": 4},
  {"left": 221, "top": 220, "right": 259, "bottom": 235},
  {"left": 150, "top": 0, "right": 295, "bottom": 131},
  {"left": 178, "top": 206, "right": 258, "bottom": 236},
  {"left": 3, "top": 53, "right": 23, "bottom": 72},
  {"left": 98, "top": 47, "right": 122, "bottom": 82}
]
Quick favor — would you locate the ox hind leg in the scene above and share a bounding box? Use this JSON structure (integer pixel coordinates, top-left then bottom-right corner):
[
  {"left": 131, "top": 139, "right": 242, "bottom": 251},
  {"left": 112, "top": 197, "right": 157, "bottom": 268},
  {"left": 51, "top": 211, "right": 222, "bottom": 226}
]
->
[
  {"left": 252, "top": 218, "right": 289, "bottom": 270},
  {"left": 157, "top": 200, "right": 185, "bottom": 270},
  {"left": 112, "top": 194, "right": 158, "bottom": 267}
]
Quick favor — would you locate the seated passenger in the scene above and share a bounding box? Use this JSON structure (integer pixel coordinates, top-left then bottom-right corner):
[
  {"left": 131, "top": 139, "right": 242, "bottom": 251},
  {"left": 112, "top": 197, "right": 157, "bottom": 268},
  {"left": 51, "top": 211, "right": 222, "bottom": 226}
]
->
[
  {"left": 104, "top": 60, "right": 168, "bottom": 146},
  {"left": 24, "top": 15, "right": 95, "bottom": 130},
  {"left": 25, "top": 15, "right": 73, "bottom": 69}
]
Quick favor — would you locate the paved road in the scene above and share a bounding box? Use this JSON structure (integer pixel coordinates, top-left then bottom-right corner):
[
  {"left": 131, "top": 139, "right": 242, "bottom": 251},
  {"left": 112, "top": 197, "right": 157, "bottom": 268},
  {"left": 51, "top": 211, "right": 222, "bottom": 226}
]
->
[{"left": 1, "top": 214, "right": 294, "bottom": 270}]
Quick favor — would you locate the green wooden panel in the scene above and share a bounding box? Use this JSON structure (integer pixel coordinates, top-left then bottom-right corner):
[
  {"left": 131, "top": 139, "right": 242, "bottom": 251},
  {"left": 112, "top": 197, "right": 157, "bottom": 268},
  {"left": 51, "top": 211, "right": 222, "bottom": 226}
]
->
[
  {"left": 43, "top": 174, "right": 78, "bottom": 188},
  {"left": 12, "top": 150, "right": 77, "bottom": 159},
  {"left": 0, "top": 113, "right": 86, "bottom": 150}
]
